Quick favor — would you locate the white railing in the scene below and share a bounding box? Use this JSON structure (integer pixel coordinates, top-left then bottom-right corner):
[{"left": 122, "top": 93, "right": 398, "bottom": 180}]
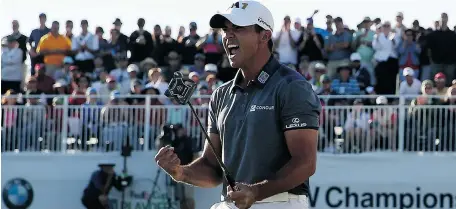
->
[{"left": 1, "top": 95, "right": 455, "bottom": 153}]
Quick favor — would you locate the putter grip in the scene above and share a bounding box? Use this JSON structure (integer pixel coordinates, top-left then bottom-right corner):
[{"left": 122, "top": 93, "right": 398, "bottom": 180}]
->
[{"left": 225, "top": 174, "right": 237, "bottom": 191}]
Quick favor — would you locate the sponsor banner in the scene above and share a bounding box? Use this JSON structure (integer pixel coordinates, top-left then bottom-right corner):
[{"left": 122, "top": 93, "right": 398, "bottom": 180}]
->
[{"left": 1, "top": 152, "right": 456, "bottom": 209}]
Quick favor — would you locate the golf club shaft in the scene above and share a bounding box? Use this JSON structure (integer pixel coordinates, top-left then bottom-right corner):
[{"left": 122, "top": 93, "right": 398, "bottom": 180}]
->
[{"left": 186, "top": 101, "right": 236, "bottom": 190}]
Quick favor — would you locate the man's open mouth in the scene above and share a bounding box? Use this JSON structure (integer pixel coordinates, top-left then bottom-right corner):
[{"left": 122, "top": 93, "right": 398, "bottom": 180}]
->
[{"left": 227, "top": 44, "right": 240, "bottom": 56}]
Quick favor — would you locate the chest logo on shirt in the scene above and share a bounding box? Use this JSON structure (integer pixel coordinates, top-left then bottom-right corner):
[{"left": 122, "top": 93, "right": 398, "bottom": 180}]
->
[
  {"left": 257, "top": 71, "right": 270, "bottom": 84},
  {"left": 249, "top": 105, "right": 274, "bottom": 112}
]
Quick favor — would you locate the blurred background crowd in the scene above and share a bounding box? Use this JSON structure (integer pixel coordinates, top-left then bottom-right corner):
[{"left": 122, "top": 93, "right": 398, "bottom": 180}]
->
[{"left": 2, "top": 11, "right": 456, "bottom": 153}]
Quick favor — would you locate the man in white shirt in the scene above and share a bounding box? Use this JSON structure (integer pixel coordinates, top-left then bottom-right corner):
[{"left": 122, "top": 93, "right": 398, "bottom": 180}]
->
[
  {"left": 1, "top": 36, "right": 23, "bottom": 93},
  {"left": 72, "top": 20, "right": 99, "bottom": 74},
  {"left": 394, "top": 12, "right": 407, "bottom": 44},
  {"left": 109, "top": 56, "right": 130, "bottom": 94},
  {"left": 273, "top": 16, "right": 300, "bottom": 66},
  {"left": 399, "top": 68, "right": 421, "bottom": 103}
]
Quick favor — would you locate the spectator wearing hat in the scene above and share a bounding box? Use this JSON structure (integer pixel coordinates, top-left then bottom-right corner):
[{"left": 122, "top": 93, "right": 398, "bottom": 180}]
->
[
  {"left": 126, "top": 80, "right": 144, "bottom": 105},
  {"left": 397, "top": 29, "right": 421, "bottom": 82},
  {"left": 331, "top": 63, "right": 361, "bottom": 95},
  {"left": 181, "top": 22, "right": 201, "bottom": 65},
  {"left": 344, "top": 98, "right": 371, "bottom": 152},
  {"left": 427, "top": 13, "right": 456, "bottom": 86},
  {"left": 53, "top": 79, "right": 69, "bottom": 95},
  {"left": 127, "top": 64, "right": 141, "bottom": 84},
  {"left": 146, "top": 68, "right": 169, "bottom": 105},
  {"left": 350, "top": 52, "right": 371, "bottom": 91},
  {"left": 129, "top": 18, "right": 154, "bottom": 64},
  {"left": 138, "top": 57, "right": 158, "bottom": 80},
  {"left": 98, "top": 76, "right": 119, "bottom": 104},
  {"left": 434, "top": 72, "right": 448, "bottom": 98},
  {"left": 80, "top": 87, "right": 103, "bottom": 149},
  {"left": 34, "top": 64, "right": 55, "bottom": 95},
  {"left": 373, "top": 21, "right": 399, "bottom": 95},
  {"left": 308, "top": 62, "right": 327, "bottom": 92},
  {"left": 325, "top": 17, "right": 352, "bottom": 79},
  {"left": 394, "top": 12, "right": 408, "bottom": 44},
  {"left": 9, "top": 20, "right": 28, "bottom": 64},
  {"left": 36, "top": 21, "right": 72, "bottom": 78},
  {"left": 273, "top": 15, "right": 301, "bottom": 67},
  {"left": 189, "top": 53, "right": 206, "bottom": 76},
  {"left": 2, "top": 35, "right": 23, "bottom": 94},
  {"left": 297, "top": 18, "right": 324, "bottom": 64},
  {"left": 101, "top": 90, "right": 129, "bottom": 151},
  {"left": 352, "top": 17, "right": 375, "bottom": 81},
  {"left": 29, "top": 13, "right": 50, "bottom": 75},
  {"left": 189, "top": 72, "right": 200, "bottom": 85},
  {"left": 369, "top": 95, "right": 398, "bottom": 151},
  {"left": 112, "top": 18, "right": 129, "bottom": 50},
  {"left": 22, "top": 90, "right": 47, "bottom": 150},
  {"left": 399, "top": 68, "right": 422, "bottom": 104},
  {"left": 110, "top": 56, "right": 130, "bottom": 94},
  {"left": 72, "top": 20, "right": 99, "bottom": 74},
  {"left": 81, "top": 162, "right": 128, "bottom": 209},
  {"left": 54, "top": 56, "right": 74, "bottom": 81}
]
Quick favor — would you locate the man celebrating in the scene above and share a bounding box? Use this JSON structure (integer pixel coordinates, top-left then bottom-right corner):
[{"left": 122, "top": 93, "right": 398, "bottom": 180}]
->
[{"left": 155, "top": 1, "right": 320, "bottom": 209}]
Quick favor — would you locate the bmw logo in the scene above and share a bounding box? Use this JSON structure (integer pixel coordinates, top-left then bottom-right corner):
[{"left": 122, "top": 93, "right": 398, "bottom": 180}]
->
[{"left": 2, "top": 178, "right": 34, "bottom": 209}]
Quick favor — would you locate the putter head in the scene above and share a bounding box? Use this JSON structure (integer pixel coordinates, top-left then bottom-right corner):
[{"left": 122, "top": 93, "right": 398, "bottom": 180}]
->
[{"left": 165, "top": 72, "right": 197, "bottom": 104}]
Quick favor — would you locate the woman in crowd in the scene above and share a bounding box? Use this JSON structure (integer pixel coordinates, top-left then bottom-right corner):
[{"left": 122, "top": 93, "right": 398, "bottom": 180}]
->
[{"left": 1, "top": 90, "right": 19, "bottom": 151}]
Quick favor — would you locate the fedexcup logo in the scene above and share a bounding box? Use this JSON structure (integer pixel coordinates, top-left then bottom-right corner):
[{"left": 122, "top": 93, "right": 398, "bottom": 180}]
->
[{"left": 2, "top": 178, "right": 34, "bottom": 209}]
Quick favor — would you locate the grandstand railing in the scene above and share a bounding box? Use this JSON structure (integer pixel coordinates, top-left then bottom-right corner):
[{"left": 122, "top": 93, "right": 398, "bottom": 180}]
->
[{"left": 1, "top": 95, "right": 455, "bottom": 153}]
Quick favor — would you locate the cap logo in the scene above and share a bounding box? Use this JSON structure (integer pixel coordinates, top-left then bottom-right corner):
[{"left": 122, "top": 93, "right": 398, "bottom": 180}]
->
[
  {"left": 230, "top": 2, "right": 249, "bottom": 9},
  {"left": 258, "top": 17, "right": 273, "bottom": 31}
]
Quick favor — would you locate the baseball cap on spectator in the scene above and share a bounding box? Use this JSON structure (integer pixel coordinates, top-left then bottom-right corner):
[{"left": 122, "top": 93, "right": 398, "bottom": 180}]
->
[
  {"left": 403, "top": 67, "right": 414, "bottom": 77},
  {"left": 307, "top": 18, "right": 313, "bottom": 24},
  {"left": 204, "top": 63, "right": 218, "bottom": 73},
  {"left": 86, "top": 87, "right": 97, "bottom": 96},
  {"left": 189, "top": 72, "right": 199, "bottom": 79},
  {"left": 209, "top": 1, "right": 274, "bottom": 32},
  {"left": 320, "top": 74, "right": 331, "bottom": 83},
  {"left": 396, "top": 12, "right": 404, "bottom": 18},
  {"left": 376, "top": 96, "right": 388, "bottom": 105},
  {"left": 110, "top": 90, "right": 121, "bottom": 100},
  {"left": 6, "top": 35, "right": 17, "bottom": 43},
  {"left": 350, "top": 53, "right": 362, "bottom": 62},
  {"left": 53, "top": 79, "right": 67, "bottom": 88},
  {"left": 127, "top": 64, "right": 139, "bottom": 73},
  {"left": 362, "top": 17, "right": 371, "bottom": 23},
  {"left": 113, "top": 18, "right": 122, "bottom": 25},
  {"left": 139, "top": 58, "right": 158, "bottom": 69},
  {"left": 434, "top": 72, "right": 446, "bottom": 80},
  {"left": 63, "top": 56, "right": 74, "bottom": 64},
  {"left": 95, "top": 27, "right": 104, "bottom": 34},
  {"left": 190, "top": 22, "right": 197, "bottom": 30},
  {"left": 194, "top": 53, "right": 206, "bottom": 61},
  {"left": 295, "top": 17, "right": 301, "bottom": 24},
  {"left": 314, "top": 62, "right": 326, "bottom": 72}
]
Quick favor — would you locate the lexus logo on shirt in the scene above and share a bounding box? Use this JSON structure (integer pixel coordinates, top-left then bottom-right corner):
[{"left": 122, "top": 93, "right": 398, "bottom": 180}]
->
[{"left": 286, "top": 117, "right": 307, "bottom": 129}]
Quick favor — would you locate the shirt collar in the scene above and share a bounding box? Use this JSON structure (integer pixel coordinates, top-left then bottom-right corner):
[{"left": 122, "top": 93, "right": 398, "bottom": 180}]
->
[{"left": 229, "top": 56, "right": 280, "bottom": 93}]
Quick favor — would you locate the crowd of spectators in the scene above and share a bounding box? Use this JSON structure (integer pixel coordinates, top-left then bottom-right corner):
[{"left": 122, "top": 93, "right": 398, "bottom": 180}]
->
[{"left": 2, "top": 12, "right": 456, "bottom": 152}]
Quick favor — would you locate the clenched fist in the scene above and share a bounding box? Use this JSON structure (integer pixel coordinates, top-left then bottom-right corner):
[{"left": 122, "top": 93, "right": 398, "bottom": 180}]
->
[{"left": 154, "top": 145, "right": 184, "bottom": 181}]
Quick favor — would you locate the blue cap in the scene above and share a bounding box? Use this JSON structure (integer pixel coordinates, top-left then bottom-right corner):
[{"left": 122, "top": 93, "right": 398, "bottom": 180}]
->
[
  {"left": 307, "top": 18, "right": 313, "bottom": 24},
  {"left": 63, "top": 56, "right": 74, "bottom": 64},
  {"left": 86, "top": 87, "right": 97, "bottom": 96},
  {"left": 110, "top": 90, "right": 120, "bottom": 100},
  {"left": 39, "top": 13, "right": 46, "bottom": 18}
]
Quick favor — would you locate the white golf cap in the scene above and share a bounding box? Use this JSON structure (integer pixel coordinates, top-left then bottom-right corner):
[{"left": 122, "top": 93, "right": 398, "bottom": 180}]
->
[
  {"left": 350, "top": 53, "right": 361, "bottom": 61},
  {"left": 127, "top": 64, "right": 139, "bottom": 73},
  {"left": 209, "top": 1, "right": 274, "bottom": 32},
  {"left": 403, "top": 67, "right": 414, "bottom": 76},
  {"left": 205, "top": 63, "right": 218, "bottom": 73}
]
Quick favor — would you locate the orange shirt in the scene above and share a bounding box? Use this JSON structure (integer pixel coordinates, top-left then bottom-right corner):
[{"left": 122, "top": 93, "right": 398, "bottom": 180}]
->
[{"left": 37, "top": 33, "right": 71, "bottom": 65}]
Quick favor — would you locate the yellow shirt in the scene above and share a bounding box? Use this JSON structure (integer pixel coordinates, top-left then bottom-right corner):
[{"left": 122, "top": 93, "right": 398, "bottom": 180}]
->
[{"left": 37, "top": 33, "right": 71, "bottom": 65}]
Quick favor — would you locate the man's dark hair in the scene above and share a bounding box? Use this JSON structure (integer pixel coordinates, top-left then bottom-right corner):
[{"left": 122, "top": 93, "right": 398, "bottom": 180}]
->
[
  {"left": 254, "top": 25, "right": 273, "bottom": 52},
  {"left": 52, "top": 21, "right": 59, "bottom": 25},
  {"left": 66, "top": 20, "right": 73, "bottom": 25}
]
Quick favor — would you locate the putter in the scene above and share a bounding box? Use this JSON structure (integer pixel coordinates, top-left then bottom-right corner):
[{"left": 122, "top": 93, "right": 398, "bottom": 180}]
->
[{"left": 165, "top": 72, "right": 237, "bottom": 191}]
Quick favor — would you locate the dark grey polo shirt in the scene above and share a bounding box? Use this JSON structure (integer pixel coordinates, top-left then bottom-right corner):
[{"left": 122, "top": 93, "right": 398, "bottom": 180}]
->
[{"left": 207, "top": 56, "right": 321, "bottom": 197}]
